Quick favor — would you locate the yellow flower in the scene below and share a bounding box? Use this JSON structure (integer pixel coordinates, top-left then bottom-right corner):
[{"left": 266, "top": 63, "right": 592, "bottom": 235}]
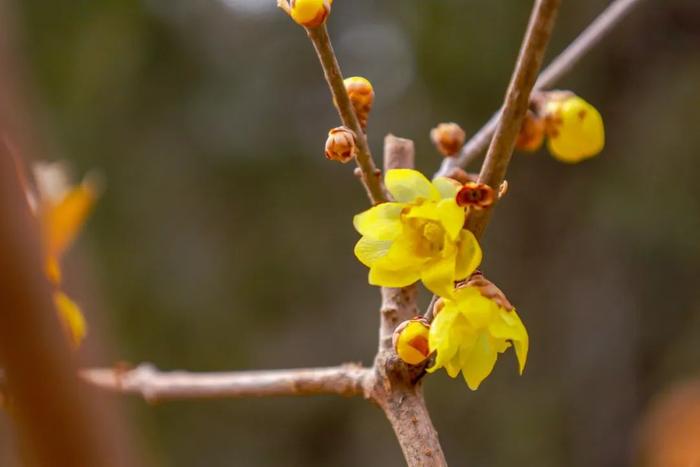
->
[
  {"left": 290, "top": 0, "right": 332, "bottom": 28},
  {"left": 428, "top": 285, "right": 528, "bottom": 390},
  {"left": 545, "top": 95, "right": 605, "bottom": 163},
  {"left": 30, "top": 162, "right": 99, "bottom": 347},
  {"left": 353, "top": 169, "right": 482, "bottom": 298},
  {"left": 393, "top": 318, "right": 431, "bottom": 365}
]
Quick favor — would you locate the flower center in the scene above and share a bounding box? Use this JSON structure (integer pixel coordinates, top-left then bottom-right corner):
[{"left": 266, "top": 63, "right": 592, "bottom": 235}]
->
[{"left": 421, "top": 221, "right": 445, "bottom": 254}]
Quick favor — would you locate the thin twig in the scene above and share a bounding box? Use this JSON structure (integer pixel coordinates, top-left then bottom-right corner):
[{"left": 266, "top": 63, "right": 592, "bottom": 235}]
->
[
  {"left": 306, "top": 25, "right": 387, "bottom": 205},
  {"left": 435, "top": 0, "right": 646, "bottom": 177},
  {"left": 464, "top": 0, "right": 561, "bottom": 239},
  {"left": 80, "top": 364, "right": 370, "bottom": 403}
]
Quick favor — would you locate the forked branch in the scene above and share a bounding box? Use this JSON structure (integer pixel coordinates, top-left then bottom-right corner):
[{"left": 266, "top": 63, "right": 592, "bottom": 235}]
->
[{"left": 436, "top": 0, "right": 647, "bottom": 177}]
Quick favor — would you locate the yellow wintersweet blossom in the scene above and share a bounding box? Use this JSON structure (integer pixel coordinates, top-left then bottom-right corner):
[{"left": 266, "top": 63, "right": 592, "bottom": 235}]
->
[
  {"left": 428, "top": 284, "right": 528, "bottom": 390},
  {"left": 545, "top": 94, "right": 605, "bottom": 163},
  {"left": 353, "top": 169, "right": 482, "bottom": 298},
  {"left": 29, "top": 162, "right": 99, "bottom": 347}
]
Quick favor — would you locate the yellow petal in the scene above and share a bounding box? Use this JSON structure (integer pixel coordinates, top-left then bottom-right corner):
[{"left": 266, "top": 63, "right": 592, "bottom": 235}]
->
[
  {"left": 353, "top": 202, "right": 404, "bottom": 240},
  {"left": 53, "top": 291, "right": 87, "bottom": 348},
  {"left": 435, "top": 198, "right": 465, "bottom": 240},
  {"left": 404, "top": 202, "right": 439, "bottom": 222},
  {"left": 421, "top": 256, "right": 456, "bottom": 298},
  {"left": 460, "top": 332, "right": 498, "bottom": 390},
  {"left": 490, "top": 309, "right": 529, "bottom": 374},
  {"left": 385, "top": 169, "right": 439, "bottom": 203},
  {"left": 432, "top": 176, "right": 462, "bottom": 200},
  {"left": 454, "top": 229, "right": 482, "bottom": 280},
  {"left": 354, "top": 236, "right": 392, "bottom": 267},
  {"left": 42, "top": 182, "right": 97, "bottom": 261},
  {"left": 369, "top": 265, "right": 421, "bottom": 288}
]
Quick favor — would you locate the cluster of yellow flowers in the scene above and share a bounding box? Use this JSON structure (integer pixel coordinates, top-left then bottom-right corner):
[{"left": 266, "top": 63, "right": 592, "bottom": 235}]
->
[
  {"left": 280, "top": 3, "right": 606, "bottom": 390},
  {"left": 28, "top": 163, "right": 98, "bottom": 348},
  {"left": 353, "top": 169, "right": 527, "bottom": 389}
]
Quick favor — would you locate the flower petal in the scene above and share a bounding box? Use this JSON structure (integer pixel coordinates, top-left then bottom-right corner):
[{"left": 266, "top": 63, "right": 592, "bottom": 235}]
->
[
  {"left": 53, "top": 291, "right": 87, "bottom": 348},
  {"left": 460, "top": 332, "right": 498, "bottom": 390},
  {"left": 436, "top": 198, "right": 465, "bottom": 241},
  {"left": 42, "top": 182, "right": 97, "bottom": 261},
  {"left": 385, "top": 169, "right": 439, "bottom": 203},
  {"left": 369, "top": 265, "right": 421, "bottom": 288},
  {"left": 432, "top": 176, "right": 462, "bottom": 200},
  {"left": 353, "top": 202, "right": 404, "bottom": 240},
  {"left": 455, "top": 229, "right": 482, "bottom": 280},
  {"left": 490, "top": 309, "right": 529, "bottom": 374},
  {"left": 354, "top": 237, "right": 392, "bottom": 267},
  {"left": 421, "top": 255, "right": 456, "bottom": 298}
]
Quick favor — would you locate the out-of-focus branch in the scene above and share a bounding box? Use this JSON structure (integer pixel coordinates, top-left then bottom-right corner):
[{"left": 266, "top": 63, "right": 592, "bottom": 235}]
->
[
  {"left": 306, "top": 25, "right": 387, "bottom": 205},
  {"left": 436, "top": 0, "right": 646, "bottom": 177},
  {"left": 464, "top": 0, "right": 561, "bottom": 239},
  {"left": 0, "top": 4, "right": 130, "bottom": 465},
  {"left": 81, "top": 364, "right": 370, "bottom": 403}
]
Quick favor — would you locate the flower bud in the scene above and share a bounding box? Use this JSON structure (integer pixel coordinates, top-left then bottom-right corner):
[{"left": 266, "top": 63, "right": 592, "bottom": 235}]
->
[
  {"left": 393, "top": 318, "right": 431, "bottom": 365},
  {"left": 455, "top": 182, "right": 495, "bottom": 209},
  {"left": 543, "top": 93, "right": 605, "bottom": 163},
  {"left": 289, "top": 0, "right": 332, "bottom": 28},
  {"left": 325, "top": 126, "right": 356, "bottom": 163},
  {"left": 515, "top": 110, "right": 545, "bottom": 152},
  {"left": 343, "top": 76, "right": 374, "bottom": 129},
  {"left": 430, "top": 122, "right": 466, "bottom": 157}
]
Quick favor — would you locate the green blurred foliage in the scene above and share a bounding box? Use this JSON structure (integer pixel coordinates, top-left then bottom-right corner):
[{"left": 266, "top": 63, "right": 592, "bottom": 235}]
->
[{"left": 4, "top": 0, "right": 700, "bottom": 465}]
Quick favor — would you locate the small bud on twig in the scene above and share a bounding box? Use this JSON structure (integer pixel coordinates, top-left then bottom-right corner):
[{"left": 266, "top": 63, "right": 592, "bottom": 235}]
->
[
  {"left": 325, "top": 126, "right": 356, "bottom": 163},
  {"left": 343, "top": 76, "right": 374, "bottom": 129},
  {"left": 288, "top": 0, "right": 332, "bottom": 28},
  {"left": 393, "top": 318, "right": 431, "bottom": 365},
  {"left": 430, "top": 122, "right": 466, "bottom": 157},
  {"left": 515, "top": 110, "right": 545, "bottom": 152},
  {"left": 455, "top": 182, "right": 495, "bottom": 209}
]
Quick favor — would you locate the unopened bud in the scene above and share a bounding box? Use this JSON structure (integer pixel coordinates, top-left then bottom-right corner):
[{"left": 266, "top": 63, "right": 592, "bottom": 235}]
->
[
  {"left": 516, "top": 110, "right": 545, "bottom": 152},
  {"left": 430, "top": 122, "right": 466, "bottom": 157},
  {"left": 343, "top": 76, "right": 374, "bottom": 129},
  {"left": 289, "top": 0, "right": 332, "bottom": 28},
  {"left": 455, "top": 182, "right": 495, "bottom": 209},
  {"left": 543, "top": 92, "right": 605, "bottom": 163},
  {"left": 325, "top": 126, "right": 356, "bottom": 163},
  {"left": 393, "top": 318, "right": 431, "bottom": 365}
]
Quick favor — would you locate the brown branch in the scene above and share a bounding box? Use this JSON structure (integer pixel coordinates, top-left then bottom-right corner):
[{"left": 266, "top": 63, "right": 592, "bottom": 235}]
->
[
  {"left": 80, "top": 364, "right": 370, "bottom": 403},
  {"left": 464, "top": 0, "right": 561, "bottom": 239},
  {"left": 0, "top": 7, "right": 131, "bottom": 466},
  {"left": 435, "top": 0, "right": 646, "bottom": 177},
  {"left": 370, "top": 134, "right": 447, "bottom": 467},
  {"left": 306, "top": 25, "right": 387, "bottom": 205}
]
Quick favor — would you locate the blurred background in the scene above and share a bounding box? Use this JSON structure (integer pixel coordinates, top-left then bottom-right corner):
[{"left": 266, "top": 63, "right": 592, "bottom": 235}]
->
[{"left": 1, "top": 0, "right": 699, "bottom": 465}]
